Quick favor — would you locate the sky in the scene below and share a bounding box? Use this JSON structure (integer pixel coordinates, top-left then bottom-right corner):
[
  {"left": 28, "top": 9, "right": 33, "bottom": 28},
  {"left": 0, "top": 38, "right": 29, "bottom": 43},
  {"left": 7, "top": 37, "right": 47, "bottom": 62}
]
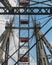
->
[{"left": 0, "top": 0, "right": 52, "bottom": 65}]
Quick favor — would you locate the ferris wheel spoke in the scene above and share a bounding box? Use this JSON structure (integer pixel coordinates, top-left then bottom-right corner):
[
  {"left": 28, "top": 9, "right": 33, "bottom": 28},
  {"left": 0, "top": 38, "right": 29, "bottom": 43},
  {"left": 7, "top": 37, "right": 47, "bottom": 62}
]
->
[
  {"left": 1, "top": 33, "right": 7, "bottom": 49},
  {"left": 30, "top": 0, "right": 49, "bottom": 3},
  {"left": 1, "top": 30, "right": 10, "bottom": 50},
  {"left": 12, "top": 15, "right": 15, "bottom": 24},
  {"left": 41, "top": 16, "right": 52, "bottom": 28},
  {"left": 41, "top": 2, "right": 52, "bottom": 6},
  {"left": 0, "top": 0, "right": 52, "bottom": 65},
  {"left": 30, "top": 2, "right": 52, "bottom": 6},
  {"left": 0, "top": 30, "right": 16, "bottom": 65},
  {"left": 30, "top": 0, "right": 51, "bottom": 6},
  {"left": 35, "top": 15, "right": 52, "bottom": 21},
  {"left": 0, "top": 30, "right": 7, "bottom": 43},
  {"left": 31, "top": 15, "right": 52, "bottom": 29},
  {"left": 0, "top": 46, "right": 16, "bottom": 64},
  {"left": 12, "top": 31, "right": 18, "bottom": 54}
]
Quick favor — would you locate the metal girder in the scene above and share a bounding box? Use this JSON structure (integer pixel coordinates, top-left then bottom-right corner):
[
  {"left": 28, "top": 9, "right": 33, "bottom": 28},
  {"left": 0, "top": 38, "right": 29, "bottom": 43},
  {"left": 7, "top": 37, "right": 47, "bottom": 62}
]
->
[
  {"left": 0, "top": 7, "right": 52, "bottom": 15},
  {"left": 1, "top": 30, "right": 10, "bottom": 50},
  {"left": 38, "top": 31, "right": 52, "bottom": 54},
  {"left": 2, "top": 36, "right": 10, "bottom": 65},
  {"left": 0, "top": 30, "right": 7, "bottom": 43},
  {"left": 0, "top": 49, "right": 3, "bottom": 63},
  {"left": 47, "top": 55, "right": 52, "bottom": 59},
  {"left": 5, "top": 26, "right": 34, "bottom": 29},
  {"left": 34, "top": 23, "right": 52, "bottom": 54},
  {"left": 35, "top": 24, "right": 49, "bottom": 65},
  {"left": 4, "top": 38, "right": 9, "bottom": 65},
  {"left": 2, "top": 30, "right": 10, "bottom": 65},
  {"left": 36, "top": 35, "right": 49, "bottom": 65},
  {"left": 0, "top": 0, "right": 12, "bottom": 10}
]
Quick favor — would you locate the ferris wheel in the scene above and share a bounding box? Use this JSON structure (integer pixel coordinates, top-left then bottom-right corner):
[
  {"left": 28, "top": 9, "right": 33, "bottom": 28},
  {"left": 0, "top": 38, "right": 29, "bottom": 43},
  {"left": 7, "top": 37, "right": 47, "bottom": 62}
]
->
[{"left": 0, "top": 0, "right": 52, "bottom": 65}]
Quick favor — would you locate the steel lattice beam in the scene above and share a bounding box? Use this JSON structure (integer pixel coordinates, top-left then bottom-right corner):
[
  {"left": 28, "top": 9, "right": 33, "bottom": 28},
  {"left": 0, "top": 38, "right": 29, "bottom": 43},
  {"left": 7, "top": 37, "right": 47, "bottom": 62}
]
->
[
  {"left": 0, "top": 7, "right": 52, "bottom": 15},
  {"left": 0, "top": 30, "right": 7, "bottom": 43},
  {"left": 0, "top": 0, "right": 12, "bottom": 10},
  {"left": 37, "top": 30, "right": 52, "bottom": 54}
]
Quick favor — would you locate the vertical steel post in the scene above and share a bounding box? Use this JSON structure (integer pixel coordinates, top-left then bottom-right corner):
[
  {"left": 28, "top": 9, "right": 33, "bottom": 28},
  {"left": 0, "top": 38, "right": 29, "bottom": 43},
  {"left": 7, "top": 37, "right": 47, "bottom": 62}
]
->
[{"left": 35, "top": 23, "right": 49, "bottom": 65}]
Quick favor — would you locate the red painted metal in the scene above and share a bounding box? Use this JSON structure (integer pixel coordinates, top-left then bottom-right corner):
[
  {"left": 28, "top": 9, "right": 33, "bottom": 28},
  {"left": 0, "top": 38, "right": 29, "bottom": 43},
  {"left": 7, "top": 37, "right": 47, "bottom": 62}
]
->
[
  {"left": 20, "top": 37, "right": 29, "bottom": 42},
  {"left": 19, "top": 0, "right": 29, "bottom": 5},
  {"left": 20, "top": 57, "right": 28, "bottom": 62},
  {"left": 20, "top": 20, "right": 28, "bottom": 24}
]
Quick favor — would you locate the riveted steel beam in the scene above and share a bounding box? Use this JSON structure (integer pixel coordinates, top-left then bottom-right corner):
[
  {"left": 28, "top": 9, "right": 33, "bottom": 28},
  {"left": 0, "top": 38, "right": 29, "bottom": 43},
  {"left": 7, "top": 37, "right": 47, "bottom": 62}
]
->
[
  {"left": 0, "top": 0, "right": 12, "bottom": 10},
  {"left": 0, "top": 7, "right": 52, "bottom": 15}
]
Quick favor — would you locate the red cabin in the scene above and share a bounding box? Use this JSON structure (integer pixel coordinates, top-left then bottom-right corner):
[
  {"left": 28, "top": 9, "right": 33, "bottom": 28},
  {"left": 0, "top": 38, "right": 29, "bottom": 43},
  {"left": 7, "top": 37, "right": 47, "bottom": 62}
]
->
[
  {"left": 20, "top": 20, "right": 28, "bottom": 24},
  {"left": 19, "top": 0, "right": 29, "bottom": 5},
  {"left": 20, "top": 37, "right": 29, "bottom": 42},
  {"left": 20, "top": 57, "right": 28, "bottom": 62}
]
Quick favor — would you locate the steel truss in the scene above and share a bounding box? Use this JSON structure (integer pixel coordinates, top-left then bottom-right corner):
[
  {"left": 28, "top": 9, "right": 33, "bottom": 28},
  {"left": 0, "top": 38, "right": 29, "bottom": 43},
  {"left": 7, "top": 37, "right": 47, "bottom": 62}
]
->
[
  {"left": 0, "top": 0, "right": 52, "bottom": 65},
  {"left": 0, "top": 0, "right": 12, "bottom": 10},
  {"left": 0, "top": 7, "right": 52, "bottom": 15}
]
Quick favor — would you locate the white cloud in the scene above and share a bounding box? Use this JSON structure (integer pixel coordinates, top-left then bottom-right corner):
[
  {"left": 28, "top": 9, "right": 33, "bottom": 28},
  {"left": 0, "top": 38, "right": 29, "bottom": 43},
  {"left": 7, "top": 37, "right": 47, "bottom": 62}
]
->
[
  {"left": 0, "top": 16, "right": 6, "bottom": 35},
  {"left": 50, "top": 42, "right": 52, "bottom": 45},
  {"left": 0, "top": 0, "right": 18, "bottom": 7},
  {"left": 8, "top": 0, "right": 17, "bottom": 7},
  {"left": 30, "top": 56, "right": 36, "bottom": 65},
  {"left": 50, "top": 42, "right": 52, "bottom": 46},
  {"left": 0, "top": 2, "right": 4, "bottom": 7}
]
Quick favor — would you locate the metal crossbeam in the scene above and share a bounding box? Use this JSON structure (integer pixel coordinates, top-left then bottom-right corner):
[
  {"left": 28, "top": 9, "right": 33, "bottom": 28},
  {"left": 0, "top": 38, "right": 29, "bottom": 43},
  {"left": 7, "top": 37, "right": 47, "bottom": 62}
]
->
[
  {"left": 38, "top": 30, "right": 52, "bottom": 54},
  {"left": 5, "top": 26, "right": 34, "bottom": 29},
  {"left": 0, "top": 30, "right": 6, "bottom": 42},
  {"left": 0, "top": 0, "right": 12, "bottom": 10},
  {"left": 0, "top": 7, "right": 52, "bottom": 15}
]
